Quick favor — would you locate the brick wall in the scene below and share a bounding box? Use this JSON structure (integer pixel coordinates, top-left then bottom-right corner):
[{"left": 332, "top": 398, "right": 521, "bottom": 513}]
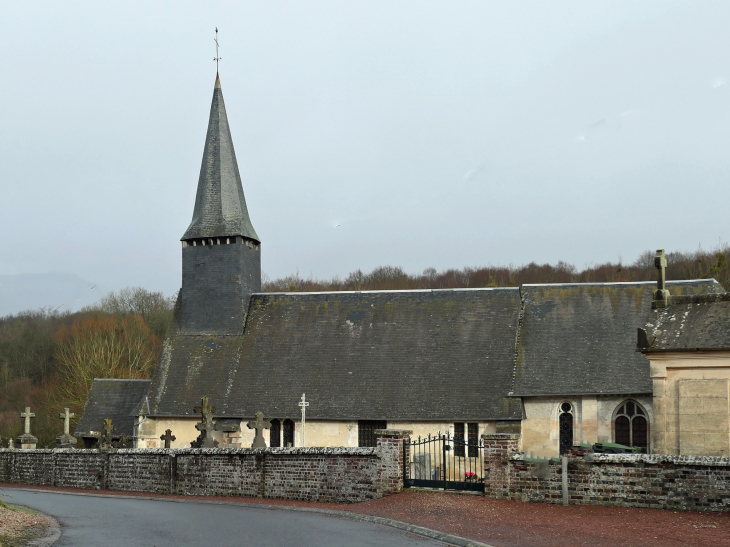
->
[
  {"left": 483, "top": 433, "right": 520, "bottom": 499},
  {"left": 0, "top": 431, "right": 410, "bottom": 503},
  {"left": 376, "top": 430, "right": 410, "bottom": 497},
  {"left": 483, "top": 434, "right": 730, "bottom": 511}
]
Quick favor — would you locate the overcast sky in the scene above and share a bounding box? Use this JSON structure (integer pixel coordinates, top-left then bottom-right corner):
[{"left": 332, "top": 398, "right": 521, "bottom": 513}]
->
[{"left": 2, "top": 1, "right": 730, "bottom": 314}]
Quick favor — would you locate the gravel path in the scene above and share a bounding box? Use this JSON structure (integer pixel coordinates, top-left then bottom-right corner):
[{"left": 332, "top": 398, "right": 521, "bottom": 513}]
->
[
  {"left": 0, "top": 503, "right": 53, "bottom": 545},
  {"left": 1, "top": 484, "right": 728, "bottom": 547}
]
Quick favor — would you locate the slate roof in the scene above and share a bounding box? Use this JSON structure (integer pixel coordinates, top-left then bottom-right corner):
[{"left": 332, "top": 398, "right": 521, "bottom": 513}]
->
[
  {"left": 641, "top": 293, "right": 730, "bottom": 352},
  {"left": 146, "top": 288, "right": 523, "bottom": 421},
  {"left": 512, "top": 280, "right": 723, "bottom": 397},
  {"left": 181, "top": 74, "right": 259, "bottom": 242},
  {"left": 75, "top": 379, "right": 151, "bottom": 438}
]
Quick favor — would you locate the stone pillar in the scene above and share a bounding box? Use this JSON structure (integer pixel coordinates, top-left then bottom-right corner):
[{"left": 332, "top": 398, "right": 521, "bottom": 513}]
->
[
  {"left": 375, "top": 429, "right": 411, "bottom": 497},
  {"left": 483, "top": 433, "right": 520, "bottom": 499}
]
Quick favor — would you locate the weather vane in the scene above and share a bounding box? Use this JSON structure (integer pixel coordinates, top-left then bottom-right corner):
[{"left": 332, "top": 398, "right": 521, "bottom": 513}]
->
[{"left": 214, "top": 27, "right": 221, "bottom": 73}]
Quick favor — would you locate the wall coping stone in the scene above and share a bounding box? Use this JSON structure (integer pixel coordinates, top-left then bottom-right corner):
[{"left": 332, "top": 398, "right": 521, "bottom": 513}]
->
[
  {"left": 482, "top": 434, "right": 520, "bottom": 440},
  {"left": 510, "top": 452, "right": 730, "bottom": 467},
  {"left": 0, "top": 447, "right": 377, "bottom": 456},
  {"left": 375, "top": 430, "right": 412, "bottom": 436}
]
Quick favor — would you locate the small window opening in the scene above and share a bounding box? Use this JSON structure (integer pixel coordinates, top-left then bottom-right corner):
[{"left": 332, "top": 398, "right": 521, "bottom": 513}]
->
[
  {"left": 454, "top": 423, "right": 465, "bottom": 457},
  {"left": 270, "top": 419, "right": 281, "bottom": 448},
  {"left": 358, "top": 420, "right": 387, "bottom": 447},
  {"left": 468, "top": 423, "right": 479, "bottom": 457},
  {"left": 453, "top": 422, "right": 478, "bottom": 457},
  {"left": 283, "top": 419, "right": 295, "bottom": 447}
]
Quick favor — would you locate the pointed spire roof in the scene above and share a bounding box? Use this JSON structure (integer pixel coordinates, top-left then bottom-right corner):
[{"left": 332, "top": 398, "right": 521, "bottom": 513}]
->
[{"left": 182, "top": 74, "right": 260, "bottom": 243}]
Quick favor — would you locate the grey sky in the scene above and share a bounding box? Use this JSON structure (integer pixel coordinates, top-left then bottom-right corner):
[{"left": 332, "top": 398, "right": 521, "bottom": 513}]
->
[{"left": 2, "top": 1, "right": 730, "bottom": 314}]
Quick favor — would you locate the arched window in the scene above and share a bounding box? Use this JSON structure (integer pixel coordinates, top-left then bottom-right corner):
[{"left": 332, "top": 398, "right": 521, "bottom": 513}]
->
[
  {"left": 270, "top": 419, "right": 281, "bottom": 448},
  {"left": 614, "top": 400, "right": 648, "bottom": 450},
  {"left": 283, "top": 419, "right": 295, "bottom": 447},
  {"left": 559, "top": 402, "right": 574, "bottom": 455}
]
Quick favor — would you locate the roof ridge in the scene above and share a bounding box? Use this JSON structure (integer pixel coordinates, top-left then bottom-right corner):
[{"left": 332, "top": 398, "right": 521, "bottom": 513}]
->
[
  {"left": 522, "top": 279, "right": 718, "bottom": 287},
  {"left": 253, "top": 287, "right": 519, "bottom": 296}
]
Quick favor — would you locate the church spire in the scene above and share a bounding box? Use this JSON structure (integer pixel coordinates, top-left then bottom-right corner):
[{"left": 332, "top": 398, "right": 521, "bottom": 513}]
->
[{"left": 182, "top": 74, "right": 260, "bottom": 243}]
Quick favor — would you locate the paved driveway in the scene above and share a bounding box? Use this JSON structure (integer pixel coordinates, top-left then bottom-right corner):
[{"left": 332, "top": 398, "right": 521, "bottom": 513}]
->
[{"left": 0, "top": 489, "right": 445, "bottom": 547}]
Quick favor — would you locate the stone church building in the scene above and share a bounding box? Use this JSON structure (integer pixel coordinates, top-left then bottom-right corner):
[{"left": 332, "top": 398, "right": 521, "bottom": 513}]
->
[{"left": 77, "top": 74, "right": 727, "bottom": 458}]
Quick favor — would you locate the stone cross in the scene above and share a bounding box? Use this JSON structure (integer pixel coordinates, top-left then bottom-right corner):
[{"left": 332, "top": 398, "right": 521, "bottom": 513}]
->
[
  {"left": 21, "top": 407, "right": 35, "bottom": 435},
  {"left": 59, "top": 408, "right": 75, "bottom": 436},
  {"left": 160, "top": 429, "right": 176, "bottom": 449},
  {"left": 193, "top": 397, "right": 219, "bottom": 448},
  {"left": 655, "top": 249, "right": 667, "bottom": 291},
  {"left": 653, "top": 249, "right": 671, "bottom": 305},
  {"left": 246, "top": 411, "right": 271, "bottom": 448},
  {"left": 298, "top": 393, "right": 309, "bottom": 447},
  {"left": 102, "top": 418, "right": 115, "bottom": 448}
]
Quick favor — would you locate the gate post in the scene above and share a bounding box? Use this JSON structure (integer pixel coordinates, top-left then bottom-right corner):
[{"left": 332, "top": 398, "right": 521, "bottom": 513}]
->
[
  {"left": 375, "top": 429, "right": 411, "bottom": 497},
  {"left": 482, "top": 433, "right": 520, "bottom": 499}
]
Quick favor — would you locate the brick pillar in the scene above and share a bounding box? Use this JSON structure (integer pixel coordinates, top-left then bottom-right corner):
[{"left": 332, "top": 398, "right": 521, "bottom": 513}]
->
[
  {"left": 375, "top": 429, "right": 411, "bottom": 497},
  {"left": 483, "top": 433, "right": 520, "bottom": 499}
]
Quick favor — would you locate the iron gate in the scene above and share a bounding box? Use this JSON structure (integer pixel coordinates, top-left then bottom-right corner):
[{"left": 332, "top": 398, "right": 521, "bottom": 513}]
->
[{"left": 403, "top": 432, "right": 485, "bottom": 492}]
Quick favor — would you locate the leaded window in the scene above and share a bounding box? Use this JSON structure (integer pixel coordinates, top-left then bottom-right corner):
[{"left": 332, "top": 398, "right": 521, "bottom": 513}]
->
[
  {"left": 453, "top": 423, "right": 478, "bottom": 457},
  {"left": 559, "top": 402, "right": 574, "bottom": 455},
  {"left": 454, "top": 423, "right": 466, "bottom": 457},
  {"left": 358, "top": 420, "right": 387, "bottom": 447},
  {"left": 283, "top": 419, "right": 295, "bottom": 447},
  {"left": 468, "top": 423, "right": 479, "bottom": 457},
  {"left": 270, "top": 418, "right": 281, "bottom": 448},
  {"left": 614, "top": 401, "right": 648, "bottom": 450}
]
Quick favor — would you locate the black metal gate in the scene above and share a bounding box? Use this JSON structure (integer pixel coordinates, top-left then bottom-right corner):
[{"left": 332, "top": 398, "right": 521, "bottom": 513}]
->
[{"left": 403, "top": 432, "right": 485, "bottom": 492}]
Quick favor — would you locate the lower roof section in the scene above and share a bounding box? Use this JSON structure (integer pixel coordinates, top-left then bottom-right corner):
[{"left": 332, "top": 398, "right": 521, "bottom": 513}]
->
[
  {"left": 513, "top": 279, "right": 723, "bottom": 397},
  {"left": 146, "top": 288, "right": 523, "bottom": 421},
  {"left": 75, "top": 379, "right": 151, "bottom": 438}
]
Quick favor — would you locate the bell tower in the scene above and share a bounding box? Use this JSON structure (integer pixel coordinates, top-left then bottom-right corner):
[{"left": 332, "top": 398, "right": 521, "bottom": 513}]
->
[{"left": 177, "top": 74, "right": 261, "bottom": 334}]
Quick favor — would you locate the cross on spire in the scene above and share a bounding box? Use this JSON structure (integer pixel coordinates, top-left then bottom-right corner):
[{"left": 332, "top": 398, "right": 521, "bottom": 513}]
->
[
  {"left": 20, "top": 407, "right": 35, "bottom": 435},
  {"left": 214, "top": 27, "right": 222, "bottom": 74},
  {"left": 59, "top": 408, "right": 75, "bottom": 436},
  {"left": 160, "top": 429, "right": 176, "bottom": 449},
  {"left": 246, "top": 411, "right": 271, "bottom": 448}
]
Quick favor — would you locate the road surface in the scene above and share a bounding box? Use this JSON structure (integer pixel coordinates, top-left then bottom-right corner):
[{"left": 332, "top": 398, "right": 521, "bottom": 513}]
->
[{"left": 0, "top": 488, "right": 447, "bottom": 547}]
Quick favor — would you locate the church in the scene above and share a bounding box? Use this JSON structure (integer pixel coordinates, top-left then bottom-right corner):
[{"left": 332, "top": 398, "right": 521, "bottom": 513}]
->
[{"left": 76, "top": 73, "right": 727, "bottom": 458}]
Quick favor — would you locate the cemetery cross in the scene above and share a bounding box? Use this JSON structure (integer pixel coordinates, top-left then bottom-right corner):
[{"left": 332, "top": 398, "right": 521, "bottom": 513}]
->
[
  {"left": 246, "top": 411, "right": 271, "bottom": 448},
  {"left": 160, "top": 429, "right": 176, "bottom": 449},
  {"left": 20, "top": 407, "right": 35, "bottom": 435},
  {"left": 59, "top": 408, "right": 75, "bottom": 436},
  {"left": 298, "top": 393, "right": 309, "bottom": 447}
]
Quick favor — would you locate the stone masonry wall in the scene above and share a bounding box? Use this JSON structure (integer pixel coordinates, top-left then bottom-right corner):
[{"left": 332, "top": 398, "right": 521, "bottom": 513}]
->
[
  {"left": 483, "top": 434, "right": 730, "bottom": 512},
  {"left": 0, "top": 431, "right": 411, "bottom": 503}
]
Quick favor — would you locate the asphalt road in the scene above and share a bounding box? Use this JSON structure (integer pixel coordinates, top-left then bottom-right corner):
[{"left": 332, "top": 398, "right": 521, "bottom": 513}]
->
[{"left": 0, "top": 488, "right": 446, "bottom": 547}]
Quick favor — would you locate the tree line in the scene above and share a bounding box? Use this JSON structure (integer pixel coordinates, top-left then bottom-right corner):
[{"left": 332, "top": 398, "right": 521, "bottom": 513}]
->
[
  {"left": 263, "top": 245, "right": 730, "bottom": 293},
  {"left": 1, "top": 244, "right": 728, "bottom": 446},
  {"left": 0, "top": 288, "right": 174, "bottom": 447}
]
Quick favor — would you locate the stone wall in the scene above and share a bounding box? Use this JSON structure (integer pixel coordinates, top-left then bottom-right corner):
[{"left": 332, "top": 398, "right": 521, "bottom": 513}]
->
[
  {"left": 0, "top": 431, "right": 410, "bottom": 503},
  {"left": 483, "top": 433, "right": 730, "bottom": 511}
]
